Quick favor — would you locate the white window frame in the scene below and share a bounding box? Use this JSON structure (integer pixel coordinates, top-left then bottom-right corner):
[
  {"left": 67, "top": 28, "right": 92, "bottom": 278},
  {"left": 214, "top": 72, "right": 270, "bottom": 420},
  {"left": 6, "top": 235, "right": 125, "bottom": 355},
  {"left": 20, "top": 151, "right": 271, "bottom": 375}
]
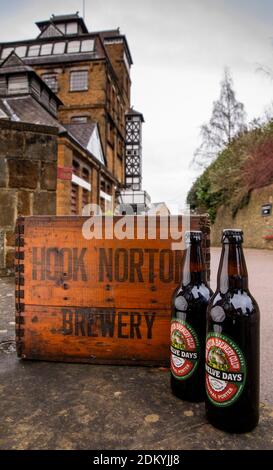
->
[
  {"left": 100, "top": 190, "right": 112, "bottom": 202},
  {"left": 72, "top": 174, "right": 91, "bottom": 191}
]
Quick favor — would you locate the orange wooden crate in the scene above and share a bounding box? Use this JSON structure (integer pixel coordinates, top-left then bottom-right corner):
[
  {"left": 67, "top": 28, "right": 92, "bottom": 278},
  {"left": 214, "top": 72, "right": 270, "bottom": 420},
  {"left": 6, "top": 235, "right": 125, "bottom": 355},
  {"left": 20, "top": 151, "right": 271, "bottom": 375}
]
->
[{"left": 15, "top": 215, "right": 210, "bottom": 366}]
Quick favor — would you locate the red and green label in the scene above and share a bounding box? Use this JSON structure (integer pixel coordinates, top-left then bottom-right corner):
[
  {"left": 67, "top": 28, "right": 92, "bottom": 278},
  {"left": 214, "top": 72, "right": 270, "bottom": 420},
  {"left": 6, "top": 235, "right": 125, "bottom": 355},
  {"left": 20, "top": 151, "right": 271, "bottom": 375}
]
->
[
  {"left": 170, "top": 319, "right": 200, "bottom": 380},
  {"left": 205, "top": 332, "right": 246, "bottom": 407}
]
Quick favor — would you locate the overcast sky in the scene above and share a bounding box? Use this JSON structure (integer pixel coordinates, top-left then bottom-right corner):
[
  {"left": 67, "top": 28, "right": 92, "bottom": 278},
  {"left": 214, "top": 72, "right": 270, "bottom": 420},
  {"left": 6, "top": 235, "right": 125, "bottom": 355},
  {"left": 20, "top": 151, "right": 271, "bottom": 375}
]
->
[{"left": 1, "top": 0, "right": 273, "bottom": 210}]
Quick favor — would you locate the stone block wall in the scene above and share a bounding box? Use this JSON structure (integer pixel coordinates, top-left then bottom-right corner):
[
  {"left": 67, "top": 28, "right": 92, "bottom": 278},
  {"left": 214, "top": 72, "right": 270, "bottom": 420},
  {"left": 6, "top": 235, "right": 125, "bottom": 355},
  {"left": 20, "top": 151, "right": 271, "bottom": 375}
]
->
[
  {"left": 211, "top": 183, "right": 273, "bottom": 249},
  {"left": 0, "top": 120, "right": 58, "bottom": 274}
]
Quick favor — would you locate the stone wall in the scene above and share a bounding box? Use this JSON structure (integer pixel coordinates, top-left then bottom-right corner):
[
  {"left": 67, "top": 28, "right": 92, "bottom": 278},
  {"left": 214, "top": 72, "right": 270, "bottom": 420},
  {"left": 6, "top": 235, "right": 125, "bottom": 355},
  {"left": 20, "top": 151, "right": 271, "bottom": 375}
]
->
[
  {"left": 211, "top": 183, "right": 273, "bottom": 249},
  {"left": 0, "top": 120, "right": 58, "bottom": 274}
]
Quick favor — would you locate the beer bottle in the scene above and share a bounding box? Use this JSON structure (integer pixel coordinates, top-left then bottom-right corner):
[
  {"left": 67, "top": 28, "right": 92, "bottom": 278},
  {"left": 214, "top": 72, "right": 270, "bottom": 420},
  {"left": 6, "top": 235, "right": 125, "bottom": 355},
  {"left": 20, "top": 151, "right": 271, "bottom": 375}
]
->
[
  {"left": 170, "top": 230, "right": 213, "bottom": 402},
  {"left": 205, "top": 229, "right": 260, "bottom": 433}
]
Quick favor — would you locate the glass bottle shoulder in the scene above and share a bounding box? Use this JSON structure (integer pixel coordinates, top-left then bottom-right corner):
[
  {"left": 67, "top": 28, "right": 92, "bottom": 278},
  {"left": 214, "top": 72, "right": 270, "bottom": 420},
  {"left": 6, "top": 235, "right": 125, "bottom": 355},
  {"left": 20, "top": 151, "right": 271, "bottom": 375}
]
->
[
  {"left": 173, "top": 282, "right": 213, "bottom": 308},
  {"left": 208, "top": 289, "right": 260, "bottom": 319}
]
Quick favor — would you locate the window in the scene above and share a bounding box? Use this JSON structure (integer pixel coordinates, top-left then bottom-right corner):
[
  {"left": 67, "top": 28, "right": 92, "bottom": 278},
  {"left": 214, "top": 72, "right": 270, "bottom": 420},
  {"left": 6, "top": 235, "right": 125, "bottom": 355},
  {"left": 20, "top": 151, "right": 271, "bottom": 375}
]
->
[
  {"left": 8, "top": 75, "right": 28, "bottom": 94},
  {"left": 28, "top": 44, "right": 40, "bottom": 57},
  {"left": 15, "top": 46, "right": 27, "bottom": 58},
  {"left": 82, "top": 168, "right": 90, "bottom": 209},
  {"left": 40, "top": 43, "right": 53, "bottom": 56},
  {"left": 41, "top": 88, "right": 49, "bottom": 106},
  {"left": 1, "top": 47, "right": 14, "bottom": 59},
  {"left": 71, "top": 116, "right": 89, "bottom": 123},
  {"left": 49, "top": 98, "right": 57, "bottom": 115},
  {"left": 42, "top": 73, "right": 58, "bottom": 93},
  {"left": 81, "top": 39, "right": 94, "bottom": 52},
  {"left": 56, "top": 23, "right": 65, "bottom": 34},
  {"left": 70, "top": 70, "right": 88, "bottom": 91},
  {"left": 67, "top": 40, "right": 80, "bottom": 53},
  {"left": 53, "top": 42, "right": 66, "bottom": 54},
  {"left": 66, "top": 22, "right": 78, "bottom": 35},
  {"left": 31, "top": 78, "right": 41, "bottom": 99},
  {"left": 71, "top": 184, "right": 79, "bottom": 215}
]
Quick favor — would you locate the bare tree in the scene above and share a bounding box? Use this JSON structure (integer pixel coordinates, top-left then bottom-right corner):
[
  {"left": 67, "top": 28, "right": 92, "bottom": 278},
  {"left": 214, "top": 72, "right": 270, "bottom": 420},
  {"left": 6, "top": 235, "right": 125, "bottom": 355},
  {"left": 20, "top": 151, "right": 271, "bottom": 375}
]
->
[{"left": 193, "top": 68, "right": 246, "bottom": 168}]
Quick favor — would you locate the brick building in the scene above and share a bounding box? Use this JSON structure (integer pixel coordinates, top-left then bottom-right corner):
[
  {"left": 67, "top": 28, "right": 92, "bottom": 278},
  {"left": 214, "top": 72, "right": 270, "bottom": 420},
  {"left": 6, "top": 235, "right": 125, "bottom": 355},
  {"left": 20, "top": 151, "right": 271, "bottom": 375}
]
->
[{"left": 0, "top": 13, "right": 150, "bottom": 273}]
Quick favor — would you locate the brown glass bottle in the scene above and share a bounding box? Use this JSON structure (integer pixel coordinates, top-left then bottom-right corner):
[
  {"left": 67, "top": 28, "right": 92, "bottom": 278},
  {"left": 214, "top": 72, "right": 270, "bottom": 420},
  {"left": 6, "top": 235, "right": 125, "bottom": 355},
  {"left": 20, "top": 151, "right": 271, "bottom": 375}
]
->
[
  {"left": 205, "top": 229, "right": 260, "bottom": 433},
  {"left": 170, "top": 231, "right": 213, "bottom": 402}
]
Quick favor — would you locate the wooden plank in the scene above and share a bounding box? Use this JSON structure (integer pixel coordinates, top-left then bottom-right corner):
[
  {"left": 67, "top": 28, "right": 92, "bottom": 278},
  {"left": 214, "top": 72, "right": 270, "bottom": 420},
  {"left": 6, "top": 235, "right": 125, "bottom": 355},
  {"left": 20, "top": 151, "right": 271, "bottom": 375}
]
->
[{"left": 20, "top": 306, "right": 170, "bottom": 365}]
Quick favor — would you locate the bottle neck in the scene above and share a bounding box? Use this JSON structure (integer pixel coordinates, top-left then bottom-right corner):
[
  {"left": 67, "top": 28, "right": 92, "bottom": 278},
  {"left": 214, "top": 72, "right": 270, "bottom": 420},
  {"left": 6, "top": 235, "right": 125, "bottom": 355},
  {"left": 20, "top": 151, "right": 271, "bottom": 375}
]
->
[
  {"left": 217, "top": 242, "right": 248, "bottom": 293},
  {"left": 181, "top": 242, "right": 207, "bottom": 286}
]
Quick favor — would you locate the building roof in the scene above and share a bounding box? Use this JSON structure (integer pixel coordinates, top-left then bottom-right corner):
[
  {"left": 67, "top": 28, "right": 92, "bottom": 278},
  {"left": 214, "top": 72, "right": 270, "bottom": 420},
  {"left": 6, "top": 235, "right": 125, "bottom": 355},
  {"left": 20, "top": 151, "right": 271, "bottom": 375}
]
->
[
  {"left": 65, "top": 122, "right": 106, "bottom": 165},
  {"left": 0, "top": 95, "right": 106, "bottom": 167},
  {"left": 0, "top": 95, "right": 64, "bottom": 129},
  {"left": 36, "top": 13, "right": 89, "bottom": 34},
  {"left": 98, "top": 29, "right": 120, "bottom": 38},
  {"left": 0, "top": 51, "right": 33, "bottom": 74},
  {"left": 51, "top": 13, "right": 81, "bottom": 21},
  {"left": 0, "top": 51, "right": 63, "bottom": 109},
  {"left": 65, "top": 122, "right": 96, "bottom": 147},
  {"left": 126, "top": 108, "right": 144, "bottom": 122}
]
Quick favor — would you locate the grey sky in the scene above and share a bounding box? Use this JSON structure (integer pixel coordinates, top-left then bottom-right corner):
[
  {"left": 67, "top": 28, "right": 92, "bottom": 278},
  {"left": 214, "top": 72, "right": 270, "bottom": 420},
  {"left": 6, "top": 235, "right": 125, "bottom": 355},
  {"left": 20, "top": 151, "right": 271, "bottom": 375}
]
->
[{"left": 1, "top": 0, "right": 273, "bottom": 210}]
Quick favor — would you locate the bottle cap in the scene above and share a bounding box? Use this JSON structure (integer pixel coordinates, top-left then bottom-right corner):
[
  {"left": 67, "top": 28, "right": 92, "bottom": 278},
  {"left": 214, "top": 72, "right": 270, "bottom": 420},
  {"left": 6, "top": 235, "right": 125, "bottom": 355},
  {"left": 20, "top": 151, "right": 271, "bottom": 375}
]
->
[
  {"left": 222, "top": 229, "right": 243, "bottom": 243},
  {"left": 184, "top": 231, "right": 203, "bottom": 243}
]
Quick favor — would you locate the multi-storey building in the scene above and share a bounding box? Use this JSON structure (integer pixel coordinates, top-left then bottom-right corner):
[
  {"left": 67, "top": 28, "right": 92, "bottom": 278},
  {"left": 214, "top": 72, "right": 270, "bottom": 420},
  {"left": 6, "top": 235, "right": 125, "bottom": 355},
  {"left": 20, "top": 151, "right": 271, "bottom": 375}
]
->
[
  {"left": 0, "top": 13, "right": 136, "bottom": 214},
  {"left": 0, "top": 12, "right": 151, "bottom": 273}
]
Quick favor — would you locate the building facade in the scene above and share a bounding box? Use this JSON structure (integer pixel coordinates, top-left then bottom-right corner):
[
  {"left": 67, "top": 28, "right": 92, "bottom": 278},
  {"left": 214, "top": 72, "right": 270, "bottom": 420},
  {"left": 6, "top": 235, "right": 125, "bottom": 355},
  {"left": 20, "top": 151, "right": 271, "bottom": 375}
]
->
[
  {"left": 0, "top": 13, "right": 135, "bottom": 215},
  {"left": 0, "top": 13, "right": 151, "bottom": 273}
]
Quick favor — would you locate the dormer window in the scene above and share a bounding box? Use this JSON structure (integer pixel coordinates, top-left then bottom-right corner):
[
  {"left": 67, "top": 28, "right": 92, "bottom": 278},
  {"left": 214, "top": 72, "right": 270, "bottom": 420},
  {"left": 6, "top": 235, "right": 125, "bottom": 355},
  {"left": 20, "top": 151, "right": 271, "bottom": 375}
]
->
[
  {"left": 41, "top": 88, "right": 49, "bottom": 106},
  {"left": 66, "top": 22, "right": 78, "bottom": 35},
  {"left": 56, "top": 23, "right": 65, "bottom": 34},
  {"left": 42, "top": 73, "right": 58, "bottom": 93},
  {"left": 8, "top": 75, "right": 28, "bottom": 94}
]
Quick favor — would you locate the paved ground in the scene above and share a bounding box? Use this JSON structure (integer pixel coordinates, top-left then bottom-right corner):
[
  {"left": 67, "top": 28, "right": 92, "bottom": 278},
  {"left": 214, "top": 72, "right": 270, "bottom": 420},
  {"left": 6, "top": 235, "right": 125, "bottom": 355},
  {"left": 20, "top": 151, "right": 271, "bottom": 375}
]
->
[{"left": 0, "top": 247, "right": 273, "bottom": 450}]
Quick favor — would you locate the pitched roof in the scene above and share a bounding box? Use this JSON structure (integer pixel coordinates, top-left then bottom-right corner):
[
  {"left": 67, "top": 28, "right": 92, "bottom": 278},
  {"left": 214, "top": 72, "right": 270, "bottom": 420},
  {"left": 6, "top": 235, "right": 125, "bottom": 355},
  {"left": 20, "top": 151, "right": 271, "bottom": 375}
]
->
[
  {"left": 126, "top": 108, "right": 145, "bottom": 122},
  {"left": 65, "top": 122, "right": 96, "bottom": 147},
  {"left": 38, "top": 23, "right": 64, "bottom": 39},
  {"left": 97, "top": 29, "right": 120, "bottom": 38},
  {"left": 36, "top": 13, "right": 89, "bottom": 34},
  {"left": 51, "top": 13, "right": 80, "bottom": 21},
  {"left": 0, "top": 95, "right": 64, "bottom": 129},
  {"left": 0, "top": 51, "right": 33, "bottom": 74},
  {"left": 65, "top": 122, "right": 106, "bottom": 165}
]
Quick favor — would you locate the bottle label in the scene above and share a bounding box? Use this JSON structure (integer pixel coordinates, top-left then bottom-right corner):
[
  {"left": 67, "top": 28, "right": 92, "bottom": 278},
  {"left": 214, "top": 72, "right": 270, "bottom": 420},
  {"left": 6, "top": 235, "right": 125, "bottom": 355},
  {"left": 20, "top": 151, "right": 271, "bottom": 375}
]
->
[
  {"left": 205, "top": 332, "right": 246, "bottom": 407},
  {"left": 170, "top": 319, "right": 200, "bottom": 380}
]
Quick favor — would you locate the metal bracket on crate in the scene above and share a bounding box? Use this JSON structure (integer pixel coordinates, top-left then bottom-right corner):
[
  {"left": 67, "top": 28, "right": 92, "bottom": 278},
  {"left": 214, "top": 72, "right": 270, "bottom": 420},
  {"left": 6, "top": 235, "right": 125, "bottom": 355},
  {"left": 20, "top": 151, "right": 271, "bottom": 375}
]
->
[{"left": 15, "top": 216, "right": 25, "bottom": 358}]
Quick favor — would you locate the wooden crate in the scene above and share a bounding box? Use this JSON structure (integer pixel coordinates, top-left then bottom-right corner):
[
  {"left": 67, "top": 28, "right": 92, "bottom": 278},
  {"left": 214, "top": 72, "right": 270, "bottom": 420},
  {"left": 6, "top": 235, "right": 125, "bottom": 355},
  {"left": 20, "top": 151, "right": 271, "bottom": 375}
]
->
[{"left": 15, "top": 215, "right": 210, "bottom": 366}]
